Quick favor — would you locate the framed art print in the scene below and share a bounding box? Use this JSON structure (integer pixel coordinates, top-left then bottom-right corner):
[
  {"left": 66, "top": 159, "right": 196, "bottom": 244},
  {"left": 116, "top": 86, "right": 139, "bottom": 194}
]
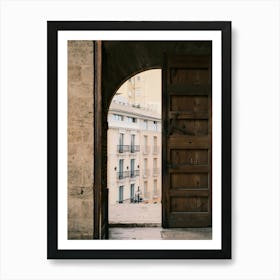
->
[{"left": 47, "top": 21, "right": 231, "bottom": 259}]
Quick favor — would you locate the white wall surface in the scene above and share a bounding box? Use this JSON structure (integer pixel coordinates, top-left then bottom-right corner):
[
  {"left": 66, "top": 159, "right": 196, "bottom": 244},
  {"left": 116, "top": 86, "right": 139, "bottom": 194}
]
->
[{"left": 0, "top": 0, "right": 279, "bottom": 279}]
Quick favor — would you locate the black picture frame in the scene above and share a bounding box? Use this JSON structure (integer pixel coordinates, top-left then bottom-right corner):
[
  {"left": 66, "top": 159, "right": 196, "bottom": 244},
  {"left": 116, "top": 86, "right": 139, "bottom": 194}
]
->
[{"left": 47, "top": 21, "right": 231, "bottom": 259}]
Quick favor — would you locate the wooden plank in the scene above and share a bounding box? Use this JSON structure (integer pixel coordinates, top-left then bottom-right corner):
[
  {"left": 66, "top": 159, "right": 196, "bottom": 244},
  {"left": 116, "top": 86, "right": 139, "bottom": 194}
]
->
[
  {"left": 169, "top": 189, "right": 209, "bottom": 197},
  {"left": 167, "top": 55, "right": 210, "bottom": 68},
  {"left": 170, "top": 172, "right": 208, "bottom": 189},
  {"left": 168, "top": 119, "right": 209, "bottom": 136},
  {"left": 168, "top": 135, "right": 210, "bottom": 148},
  {"left": 170, "top": 196, "right": 209, "bottom": 212},
  {"left": 169, "top": 111, "right": 209, "bottom": 120},
  {"left": 168, "top": 84, "right": 211, "bottom": 95},
  {"left": 167, "top": 213, "right": 211, "bottom": 227},
  {"left": 169, "top": 165, "right": 209, "bottom": 173},
  {"left": 170, "top": 148, "right": 209, "bottom": 166}
]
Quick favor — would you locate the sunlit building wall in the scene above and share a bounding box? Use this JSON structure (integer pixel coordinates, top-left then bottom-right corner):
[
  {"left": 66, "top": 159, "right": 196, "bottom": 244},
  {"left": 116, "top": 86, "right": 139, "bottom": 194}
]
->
[{"left": 107, "top": 70, "right": 162, "bottom": 205}]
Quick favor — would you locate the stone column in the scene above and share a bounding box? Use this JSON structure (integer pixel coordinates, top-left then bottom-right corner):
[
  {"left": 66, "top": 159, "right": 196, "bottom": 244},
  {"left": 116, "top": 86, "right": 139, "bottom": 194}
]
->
[{"left": 67, "top": 41, "right": 94, "bottom": 239}]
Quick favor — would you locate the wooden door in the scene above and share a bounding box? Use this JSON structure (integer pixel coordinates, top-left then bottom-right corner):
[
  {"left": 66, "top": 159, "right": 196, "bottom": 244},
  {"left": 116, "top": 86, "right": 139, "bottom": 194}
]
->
[{"left": 162, "top": 54, "right": 212, "bottom": 228}]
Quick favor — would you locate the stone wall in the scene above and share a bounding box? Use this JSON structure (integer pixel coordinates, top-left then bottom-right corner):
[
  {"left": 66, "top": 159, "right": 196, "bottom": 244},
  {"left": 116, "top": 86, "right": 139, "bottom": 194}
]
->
[{"left": 68, "top": 41, "right": 94, "bottom": 239}]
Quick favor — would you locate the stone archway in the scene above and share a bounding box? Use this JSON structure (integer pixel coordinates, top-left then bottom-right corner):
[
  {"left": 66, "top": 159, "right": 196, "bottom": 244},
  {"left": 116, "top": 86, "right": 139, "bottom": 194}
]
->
[{"left": 95, "top": 41, "right": 212, "bottom": 239}]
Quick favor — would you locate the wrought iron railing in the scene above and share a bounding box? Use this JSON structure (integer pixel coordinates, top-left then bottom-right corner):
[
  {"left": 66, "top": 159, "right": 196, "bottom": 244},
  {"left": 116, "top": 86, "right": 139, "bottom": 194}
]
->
[
  {"left": 116, "top": 171, "right": 130, "bottom": 180},
  {"left": 130, "top": 145, "right": 140, "bottom": 153},
  {"left": 130, "top": 169, "right": 140, "bottom": 178},
  {"left": 117, "top": 145, "right": 130, "bottom": 153}
]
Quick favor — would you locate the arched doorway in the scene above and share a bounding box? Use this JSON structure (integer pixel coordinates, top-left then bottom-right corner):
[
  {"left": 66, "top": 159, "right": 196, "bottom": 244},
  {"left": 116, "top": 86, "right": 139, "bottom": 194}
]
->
[
  {"left": 107, "top": 70, "right": 162, "bottom": 238},
  {"left": 94, "top": 41, "right": 212, "bottom": 239}
]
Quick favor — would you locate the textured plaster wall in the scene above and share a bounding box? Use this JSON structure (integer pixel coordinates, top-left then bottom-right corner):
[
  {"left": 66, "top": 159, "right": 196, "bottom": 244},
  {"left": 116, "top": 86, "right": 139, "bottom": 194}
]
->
[{"left": 67, "top": 41, "right": 94, "bottom": 239}]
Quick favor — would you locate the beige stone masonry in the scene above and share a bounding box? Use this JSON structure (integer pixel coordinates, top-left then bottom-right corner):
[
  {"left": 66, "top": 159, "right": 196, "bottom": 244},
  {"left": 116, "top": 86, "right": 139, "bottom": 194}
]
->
[{"left": 67, "top": 41, "right": 94, "bottom": 240}]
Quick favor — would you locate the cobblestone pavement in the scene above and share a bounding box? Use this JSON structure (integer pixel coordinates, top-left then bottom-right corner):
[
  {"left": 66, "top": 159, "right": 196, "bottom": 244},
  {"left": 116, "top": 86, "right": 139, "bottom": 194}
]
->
[{"left": 109, "top": 203, "right": 161, "bottom": 225}]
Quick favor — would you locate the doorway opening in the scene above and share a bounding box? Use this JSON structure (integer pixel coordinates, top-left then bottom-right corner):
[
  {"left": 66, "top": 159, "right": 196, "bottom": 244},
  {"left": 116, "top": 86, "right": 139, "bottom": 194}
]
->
[
  {"left": 94, "top": 41, "right": 213, "bottom": 240},
  {"left": 107, "top": 69, "right": 162, "bottom": 239}
]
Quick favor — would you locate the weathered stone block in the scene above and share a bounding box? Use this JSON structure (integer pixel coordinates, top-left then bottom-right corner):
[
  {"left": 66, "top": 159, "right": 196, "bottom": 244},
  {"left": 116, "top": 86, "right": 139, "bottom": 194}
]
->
[
  {"left": 68, "top": 83, "right": 93, "bottom": 98},
  {"left": 68, "top": 65, "right": 82, "bottom": 83},
  {"left": 68, "top": 40, "right": 94, "bottom": 240}
]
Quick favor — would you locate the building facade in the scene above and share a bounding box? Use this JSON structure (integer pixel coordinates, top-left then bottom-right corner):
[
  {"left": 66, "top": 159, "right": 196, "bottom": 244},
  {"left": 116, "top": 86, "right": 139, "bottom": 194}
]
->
[{"left": 107, "top": 70, "right": 162, "bottom": 205}]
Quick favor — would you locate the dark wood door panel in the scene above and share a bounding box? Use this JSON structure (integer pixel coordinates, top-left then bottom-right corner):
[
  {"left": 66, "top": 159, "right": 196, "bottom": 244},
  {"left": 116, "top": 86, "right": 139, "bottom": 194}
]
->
[
  {"left": 171, "top": 196, "right": 209, "bottom": 212},
  {"left": 167, "top": 55, "right": 211, "bottom": 68},
  {"left": 167, "top": 213, "right": 211, "bottom": 228},
  {"left": 170, "top": 173, "right": 208, "bottom": 189},
  {"left": 170, "top": 149, "right": 209, "bottom": 166},
  {"left": 170, "top": 68, "right": 209, "bottom": 85},
  {"left": 169, "top": 119, "right": 209, "bottom": 136},
  {"left": 168, "top": 84, "right": 211, "bottom": 95},
  {"left": 162, "top": 53, "right": 212, "bottom": 228},
  {"left": 170, "top": 95, "right": 209, "bottom": 112},
  {"left": 168, "top": 135, "right": 210, "bottom": 148}
]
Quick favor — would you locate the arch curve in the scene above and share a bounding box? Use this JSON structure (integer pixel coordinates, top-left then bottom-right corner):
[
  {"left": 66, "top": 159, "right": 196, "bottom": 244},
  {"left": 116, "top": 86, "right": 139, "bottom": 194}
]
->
[
  {"left": 107, "top": 67, "right": 161, "bottom": 109},
  {"left": 102, "top": 41, "right": 211, "bottom": 111}
]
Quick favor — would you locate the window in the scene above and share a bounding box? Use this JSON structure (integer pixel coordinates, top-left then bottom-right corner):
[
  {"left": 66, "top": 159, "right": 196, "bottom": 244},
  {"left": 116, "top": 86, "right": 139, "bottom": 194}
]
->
[
  {"left": 144, "top": 181, "right": 148, "bottom": 199},
  {"left": 130, "top": 159, "right": 135, "bottom": 177},
  {"left": 130, "top": 184, "right": 135, "bottom": 203},
  {"left": 153, "top": 121, "right": 158, "bottom": 131},
  {"left": 144, "top": 158, "right": 148, "bottom": 176},
  {"left": 130, "top": 134, "right": 138, "bottom": 153},
  {"left": 118, "top": 133, "right": 125, "bottom": 153},
  {"left": 119, "top": 133, "right": 124, "bottom": 145},
  {"left": 153, "top": 180, "right": 157, "bottom": 195},
  {"left": 153, "top": 158, "right": 158, "bottom": 175},
  {"left": 144, "top": 135, "right": 148, "bottom": 153},
  {"left": 135, "top": 88, "right": 141, "bottom": 96},
  {"left": 143, "top": 120, "right": 148, "bottom": 130},
  {"left": 113, "top": 114, "right": 123, "bottom": 121},
  {"left": 153, "top": 158, "right": 157, "bottom": 169},
  {"left": 118, "top": 186, "right": 124, "bottom": 203},
  {"left": 153, "top": 136, "right": 157, "bottom": 153},
  {"left": 131, "top": 134, "right": 135, "bottom": 146},
  {"left": 118, "top": 159, "right": 124, "bottom": 179},
  {"left": 127, "top": 116, "right": 137, "bottom": 123}
]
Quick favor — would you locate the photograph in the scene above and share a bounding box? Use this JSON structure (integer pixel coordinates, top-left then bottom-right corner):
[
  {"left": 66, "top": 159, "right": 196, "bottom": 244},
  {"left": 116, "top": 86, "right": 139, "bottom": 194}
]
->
[
  {"left": 48, "top": 21, "right": 231, "bottom": 259},
  {"left": 2, "top": 0, "right": 280, "bottom": 279}
]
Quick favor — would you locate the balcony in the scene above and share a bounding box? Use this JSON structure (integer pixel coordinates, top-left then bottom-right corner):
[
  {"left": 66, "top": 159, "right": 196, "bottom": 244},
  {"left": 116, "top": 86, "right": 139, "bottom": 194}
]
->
[
  {"left": 117, "top": 145, "right": 130, "bottom": 153},
  {"left": 117, "top": 170, "right": 140, "bottom": 180},
  {"left": 117, "top": 145, "right": 140, "bottom": 153},
  {"left": 142, "top": 146, "right": 150, "bottom": 155},
  {"left": 153, "top": 168, "right": 160, "bottom": 176},
  {"left": 143, "top": 169, "right": 150, "bottom": 178},
  {"left": 130, "top": 169, "right": 140, "bottom": 178},
  {"left": 116, "top": 171, "right": 130, "bottom": 180},
  {"left": 130, "top": 145, "right": 140, "bottom": 153}
]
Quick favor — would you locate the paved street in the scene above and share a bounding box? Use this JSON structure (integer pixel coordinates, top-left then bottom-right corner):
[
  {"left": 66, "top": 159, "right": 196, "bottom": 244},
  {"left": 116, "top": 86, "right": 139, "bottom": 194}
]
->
[
  {"left": 108, "top": 203, "right": 212, "bottom": 240},
  {"left": 109, "top": 227, "right": 212, "bottom": 240},
  {"left": 109, "top": 203, "right": 161, "bottom": 225}
]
